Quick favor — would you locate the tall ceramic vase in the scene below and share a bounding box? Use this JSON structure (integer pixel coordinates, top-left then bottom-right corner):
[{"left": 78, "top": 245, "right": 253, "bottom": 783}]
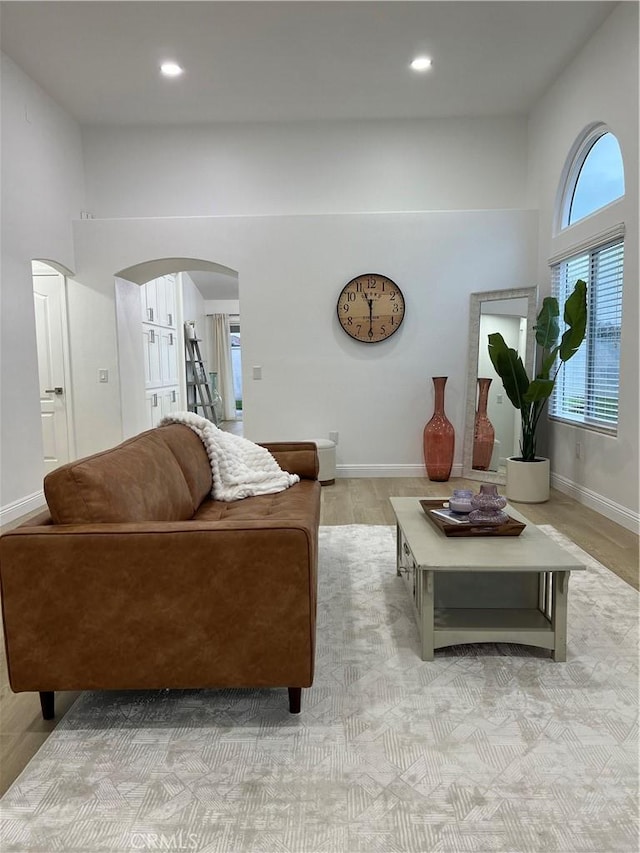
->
[
  {"left": 423, "top": 376, "right": 455, "bottom": 481},
  {"left": 472, "top": 377, "right": 495, "bottom": 471}
]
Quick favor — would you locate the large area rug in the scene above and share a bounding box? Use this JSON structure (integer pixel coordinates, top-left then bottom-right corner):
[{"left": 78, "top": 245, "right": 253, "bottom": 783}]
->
[{"left": 1, "top": 525, "right": 638, "bottom": 853}]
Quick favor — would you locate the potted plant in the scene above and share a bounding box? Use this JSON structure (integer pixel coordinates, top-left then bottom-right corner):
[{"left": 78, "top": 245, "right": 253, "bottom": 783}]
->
[{"left": 488, "top": 279, "right": 587, "bottom": 502}]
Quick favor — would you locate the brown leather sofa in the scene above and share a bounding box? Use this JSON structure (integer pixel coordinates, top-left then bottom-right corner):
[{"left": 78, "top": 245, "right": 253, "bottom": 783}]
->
[{"left": 0, "top": 424, "right": 320, "bottom": 718}]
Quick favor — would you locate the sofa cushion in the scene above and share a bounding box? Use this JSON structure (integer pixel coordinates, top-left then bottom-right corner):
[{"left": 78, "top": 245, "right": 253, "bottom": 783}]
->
[
  {"left": 157, "top": 423, "right": 212, "bottom": 510},
  {"left": 193, "top": 479, "right": 320, "bottom": 525},
  {"left": 44, "top": 430, "right": 194, "bottom": 524}
]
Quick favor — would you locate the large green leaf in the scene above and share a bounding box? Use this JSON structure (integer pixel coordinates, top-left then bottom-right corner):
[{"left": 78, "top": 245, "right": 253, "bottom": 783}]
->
[
  {"left": 488, "top": 333, "right": 530, "bottom": 411},
  {"left": 559, "top": 278, "right": 587, "bottom": 362},
  {"left": 523, "top": 378, "right": 555, "bottom": 403},
  {"left": 535, "top": 297, "right": 560, "bottom": 351},
  {"left": 539, "top": 345, "right": 559, "bottom": 379}
]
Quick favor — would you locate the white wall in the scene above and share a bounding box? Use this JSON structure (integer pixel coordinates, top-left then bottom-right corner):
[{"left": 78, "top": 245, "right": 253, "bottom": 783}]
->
[
  {"left": 82, "top": 117, "right": 528, "bottom": 217},
  {"left": 69, "top": 113, "right": 533, "bottom": 472},
  {"left": 204, "top": 300, "right": 240, "bottom": 316},
  {"left": 114, "top": 278, "right": 147, "bottom": 439},
  {"left": 180, "top": 272, "right": 207, "bottom": 352},
  {"left": 72, "top": 211, "right": 537, "bottom": 475},
  {"left": 0, "top": 53, "right": 85, "bottom": 519},
  {"left": 180, "top": 271, "right": 208, "bottom": 409},
  {"left": 63, "top": 275, "right": 123, "bottom": 459},
  {"left": 527, "top": 3, "right": 639, "bottom": 529}
]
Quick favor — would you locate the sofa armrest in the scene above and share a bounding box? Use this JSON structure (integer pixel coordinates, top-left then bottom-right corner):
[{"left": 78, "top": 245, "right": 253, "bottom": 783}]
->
[
  {"left": 260, "top": 442, "right": 319, "bottom": 480},
  {"left": 0, "top": 519, "right": 318, "bottom": 693}
]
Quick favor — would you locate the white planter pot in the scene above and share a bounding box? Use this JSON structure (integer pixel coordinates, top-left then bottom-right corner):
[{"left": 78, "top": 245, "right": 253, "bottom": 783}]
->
[{"left": 505, "top": 457, "right": 550, "bottom": 503}]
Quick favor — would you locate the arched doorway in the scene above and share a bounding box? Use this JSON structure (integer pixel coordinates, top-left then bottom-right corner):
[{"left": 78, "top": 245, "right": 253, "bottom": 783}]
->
[{"left": 114, "top": 257, "right": 240, "bottom": 438}]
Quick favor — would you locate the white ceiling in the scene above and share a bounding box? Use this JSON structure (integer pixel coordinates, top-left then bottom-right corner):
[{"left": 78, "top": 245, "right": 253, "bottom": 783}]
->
[
  {"left": 0, "top": 1, "right": 616, "bottom": 126},
  {"left": 187, "top": 269, "right": 239, "bottom": 301}
]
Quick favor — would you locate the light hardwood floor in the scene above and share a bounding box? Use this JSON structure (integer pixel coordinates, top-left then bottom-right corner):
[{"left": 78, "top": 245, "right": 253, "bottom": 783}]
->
[{"left": 0, "top": 476, "right": 637, "bottom": 796}]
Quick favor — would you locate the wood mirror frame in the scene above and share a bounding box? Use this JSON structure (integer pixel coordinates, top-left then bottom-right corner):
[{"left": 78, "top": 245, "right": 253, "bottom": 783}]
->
[{"left": 462, "top": 287, "right": 538, "bottom": 484}]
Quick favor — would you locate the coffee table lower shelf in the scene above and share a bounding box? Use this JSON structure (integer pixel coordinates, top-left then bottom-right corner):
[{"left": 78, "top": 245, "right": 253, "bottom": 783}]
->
[
  {"left": 400, "top": 564, "right": 566, "bottom": 661},
  {"left": 434, "top": 607, "right": 555, "bottom": 651}
]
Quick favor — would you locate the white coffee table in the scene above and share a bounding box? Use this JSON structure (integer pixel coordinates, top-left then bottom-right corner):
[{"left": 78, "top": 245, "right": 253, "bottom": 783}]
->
[{"left": 390, "top": 497, "right": 585, "bottom": 661}]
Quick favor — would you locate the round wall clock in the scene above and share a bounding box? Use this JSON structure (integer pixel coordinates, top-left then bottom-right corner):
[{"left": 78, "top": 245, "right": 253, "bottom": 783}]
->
[{"left": 336, "top": 273, "right": 405, "bottom": 343}]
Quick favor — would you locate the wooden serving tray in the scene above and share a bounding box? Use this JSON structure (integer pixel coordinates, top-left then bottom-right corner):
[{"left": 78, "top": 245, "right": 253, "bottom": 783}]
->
[{"left": 419, "top": 498, "right": 526, "bottom": 538}]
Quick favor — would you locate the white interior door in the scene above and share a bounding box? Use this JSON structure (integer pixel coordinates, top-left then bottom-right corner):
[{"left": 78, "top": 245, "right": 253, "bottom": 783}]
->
[{"left": 33, "top": 271, "right": 71, "bottom": 474}]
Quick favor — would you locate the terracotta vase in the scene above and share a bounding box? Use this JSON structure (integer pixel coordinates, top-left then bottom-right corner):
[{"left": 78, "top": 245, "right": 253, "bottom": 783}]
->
[
  {"left": 472, "top": 377, "right": 495, "bottom": 471},
  {"left": 423, "top": 376, "right": 455, "bottom": 482}
]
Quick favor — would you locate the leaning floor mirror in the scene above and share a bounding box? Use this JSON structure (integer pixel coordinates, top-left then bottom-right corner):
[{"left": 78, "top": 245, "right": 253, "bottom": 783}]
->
[{"left": 463, "top": 287, "right": 538, "bottom": 484}]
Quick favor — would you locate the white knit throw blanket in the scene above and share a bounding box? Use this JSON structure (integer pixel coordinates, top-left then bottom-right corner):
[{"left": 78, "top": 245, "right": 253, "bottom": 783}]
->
[{"left": 159, "top": 412, "right": 299, "bottom": 501}]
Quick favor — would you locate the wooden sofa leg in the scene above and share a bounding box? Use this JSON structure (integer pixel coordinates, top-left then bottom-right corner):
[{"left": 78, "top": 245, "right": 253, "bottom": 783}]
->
[
  {"left": 288, "top": 687, "right": 302, "bottom": 714},
  {"left": 39, "top": 691, "right": 55, "bottom": 720}
]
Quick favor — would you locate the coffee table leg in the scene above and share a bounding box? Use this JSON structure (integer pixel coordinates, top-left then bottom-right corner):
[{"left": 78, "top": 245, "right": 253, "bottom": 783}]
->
[
  {"left": 420, "top": 570, "right": 435, "bottom": 661},
  {"left": 551, "top": 570, "right": 568, "bottom": 662}
]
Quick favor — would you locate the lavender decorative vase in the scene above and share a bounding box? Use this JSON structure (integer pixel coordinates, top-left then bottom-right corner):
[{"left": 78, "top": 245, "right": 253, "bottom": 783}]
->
[
  {"left": 449, "top": 489, "right": 473, "bottom": 514},
  {"left": 468, "top": 483, "right": 508, "bottom": 525}
]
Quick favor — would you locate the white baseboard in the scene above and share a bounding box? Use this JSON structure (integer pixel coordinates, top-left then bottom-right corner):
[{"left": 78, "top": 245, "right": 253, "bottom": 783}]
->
[
  {"left": 551, "top": 472, "right": 639, "bottom": 534},
  {"left": 0, "top": 490, "right": 46, "bottom": 527},
  {"left": 336, "top": 463, "right": 464, "bottom": 479}
]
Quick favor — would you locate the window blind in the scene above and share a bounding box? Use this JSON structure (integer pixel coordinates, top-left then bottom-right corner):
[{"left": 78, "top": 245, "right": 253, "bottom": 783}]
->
[{"left": 550, "top": 239, "right": 623, "bottom": 430}]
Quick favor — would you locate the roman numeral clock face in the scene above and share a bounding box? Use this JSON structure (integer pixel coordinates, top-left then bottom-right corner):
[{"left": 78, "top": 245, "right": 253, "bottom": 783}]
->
[{"left": 337, "top": 274, "right": 405, "bottom": 343}]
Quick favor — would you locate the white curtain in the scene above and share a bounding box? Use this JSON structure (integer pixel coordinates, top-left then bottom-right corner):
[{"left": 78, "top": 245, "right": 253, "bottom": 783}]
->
[{"left": 207, "top": 314, "right": 236, "bottom": 421}]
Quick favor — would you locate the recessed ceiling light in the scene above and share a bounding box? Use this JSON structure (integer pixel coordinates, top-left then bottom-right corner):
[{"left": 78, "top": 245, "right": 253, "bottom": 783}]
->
[
  {"left": 410, "top": 56, "right": 433, "bottom": 72},
  {"left": 160, "top": 62, "right": 183, "bottom": 78}
]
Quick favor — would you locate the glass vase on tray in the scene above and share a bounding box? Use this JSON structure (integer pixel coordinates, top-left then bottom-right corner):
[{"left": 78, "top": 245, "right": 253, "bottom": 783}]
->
[
  {"left": 449, "top": 489, "right": 473, "bottom": 514},
  {"left": 468, "top": 483, "right": 508, "bottom": 525}
]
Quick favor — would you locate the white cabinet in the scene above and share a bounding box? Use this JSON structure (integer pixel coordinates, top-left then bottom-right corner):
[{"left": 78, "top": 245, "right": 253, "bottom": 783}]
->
[
  {"left": 145, "top": 384, "right": 180, "bottom": 428},
  {"left": 159, "top": 329, "right": 179, "bottom": 385},
  {"left": 140, "top": 275, "right": 180, "bottom": 428},
  {"left": 164, "top": 278, "right": 176, "bottom": 329},
  {"left": 143, "top": 327, "right": 179, "bottom": 389},
  {"left": 161, "top": 386, "right": 180, "bottom": 416},
  {"left": 142, "top": 326, "right": 162, "bottom": 389},
  {"left": 141, "top": 277, "right": 157, "bottom": 325},
  {"left": 145, "top": 389, "right": 163, "bottom": 428},
  {"left": 140, "top": 275, "right": 177, "bottom": 328}
]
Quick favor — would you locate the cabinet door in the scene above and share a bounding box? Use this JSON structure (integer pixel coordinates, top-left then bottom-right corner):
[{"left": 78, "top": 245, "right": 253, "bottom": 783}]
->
[
  {"left": 143, "top": 326, "right": 162, "bottom": 388},
  {"left": 141, "top": 275, "right": 176, "bottom": 326},
  {"left": 145, "top": 389, "right": 163, "bottom": 427},
  {"left": 155, "top": 276, "right": 168, "bottom": 328},
  {"left": 142, "top": 278, "right": 160, "bottom": 324},
  {"left": 164, "top": 275, "right": 176, "bottom": 328},
  {"left": 159, "top": 329, "right": 179, "bottom": 386},
  {"left": 160, "top": 386, "right": 180, "bottom": 418}
]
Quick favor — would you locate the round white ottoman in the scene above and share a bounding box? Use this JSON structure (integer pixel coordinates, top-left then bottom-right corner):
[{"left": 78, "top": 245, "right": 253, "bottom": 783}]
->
[{"left": 312, "top": 439, "right": 336, "bottom": 485}]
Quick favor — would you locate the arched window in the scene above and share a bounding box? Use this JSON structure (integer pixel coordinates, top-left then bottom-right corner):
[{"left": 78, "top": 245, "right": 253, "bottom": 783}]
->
[
  {"left": 561, "top": 127, "right": 625, "bottom": 229},
  {"left": 550, "top": 126, "right": 625, "bottom": 432}
]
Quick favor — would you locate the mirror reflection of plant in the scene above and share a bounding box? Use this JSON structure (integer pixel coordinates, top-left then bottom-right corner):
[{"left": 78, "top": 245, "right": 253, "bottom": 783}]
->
[{"left": 488, "top": 279, "right": 587, "bottom": 462}]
